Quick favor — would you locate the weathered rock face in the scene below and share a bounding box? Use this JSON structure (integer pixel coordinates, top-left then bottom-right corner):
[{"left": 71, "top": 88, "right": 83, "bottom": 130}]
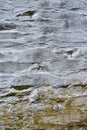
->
[{"left": 0, "top": 0, "right": 87, "bottom": 130}]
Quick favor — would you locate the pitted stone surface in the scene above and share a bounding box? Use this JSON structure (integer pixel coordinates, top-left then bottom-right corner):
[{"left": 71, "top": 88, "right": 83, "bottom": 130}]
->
[{"left": 0, "top": 0, "right": 87, "bottom": 130}]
